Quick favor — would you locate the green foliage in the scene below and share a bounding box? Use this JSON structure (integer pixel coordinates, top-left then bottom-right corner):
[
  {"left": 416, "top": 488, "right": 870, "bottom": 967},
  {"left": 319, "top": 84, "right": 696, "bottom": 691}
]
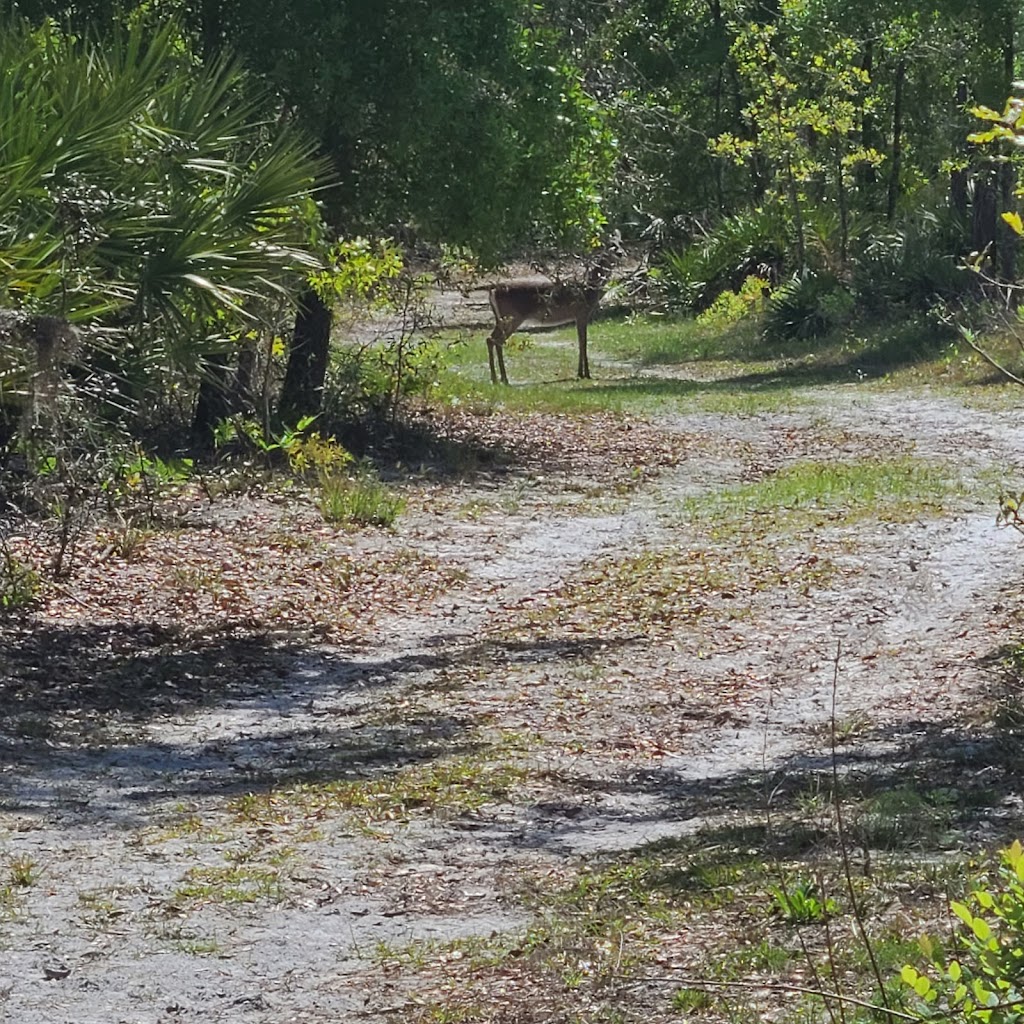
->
[
  {"left": 768, "top": 880, "right": 838, "bottom": 924},
  {"left": 311, "top": 238, "right": 404, "bottom": 306},
  {"left": 287, "top": 432, "right": 352, "bottom": 481},
  {"left": 855, "top": 211, "right": 971, "bottom": 313},
  {"left": 968, "top": 97, "right": 1024, "bottom": 150},
  {"left": 323, "top": 335, "right": 449, "bottom": 425},
  {"left": 763, "top": 271, "right": 853, "bottom": 343},
  {"left": 998, "top": 491, "right": 1024, "bottom": 535},
  {"left": 695, "top": 275, "right": 769, "bottom": 329},
  {"left": 0, "top": 14, "right": 325, "bottom": 432},
  {"left": 197, "top": 0, "right": 614, "bottom": 258},
  {"left": 901, "top": 841, "right": 1024, "bottom": 1024},
  {"left": 712, "top": 21, "right": 881, "bottom": 271},
  {"left": 661, "top": 207, "right": 789, "bottom": 311},
  {"left": 0, "top": 543, "right": 39, "bottom": 610},
  {"left": 214, "top": 414, "right": 343, "bottom": 469},
  {"left": 671, "top": 987, "right": 713, "bottom": 1011},
  {"left": 318, "top": 470, "right": 406, "bottom": 529}
]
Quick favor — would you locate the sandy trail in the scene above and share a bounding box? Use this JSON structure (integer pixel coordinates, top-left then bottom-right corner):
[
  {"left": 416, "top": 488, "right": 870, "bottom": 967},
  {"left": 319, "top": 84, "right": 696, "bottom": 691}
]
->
[{"left": 1, "top": 383, "right": 1023, "bottom": 1022}]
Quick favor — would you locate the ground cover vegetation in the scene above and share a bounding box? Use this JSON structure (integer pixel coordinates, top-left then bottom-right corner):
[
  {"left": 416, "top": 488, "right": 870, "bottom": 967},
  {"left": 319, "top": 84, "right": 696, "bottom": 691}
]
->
[{"left": 4, "top": 0, "right": 1024, "bottom": 1021}]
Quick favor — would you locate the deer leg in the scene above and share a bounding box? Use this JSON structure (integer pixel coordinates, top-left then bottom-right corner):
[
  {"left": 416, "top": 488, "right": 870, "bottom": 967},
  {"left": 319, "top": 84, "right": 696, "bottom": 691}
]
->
[
  {"left": 577, "top": 317, "right": 590, "bottom": 379},
  {"left": 487, "top": 333, "right": 500, "bottom": 384},
  {"left": 487, "top": 331, "right": 510, "bottom": 385}
]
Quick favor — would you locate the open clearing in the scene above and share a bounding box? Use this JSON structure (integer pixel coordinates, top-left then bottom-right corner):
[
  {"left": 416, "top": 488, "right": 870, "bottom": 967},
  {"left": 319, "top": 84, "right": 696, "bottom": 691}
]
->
[{"left": 3, "top": 326, "right": 1024, "bottom": 1023}]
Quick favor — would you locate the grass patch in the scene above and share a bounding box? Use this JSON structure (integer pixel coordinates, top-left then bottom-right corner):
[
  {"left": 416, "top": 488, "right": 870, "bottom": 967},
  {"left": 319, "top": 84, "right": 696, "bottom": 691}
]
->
[
  {"left": 319, "top": 471, "right": 406, "bottom": 527},
  {"left": 229, "top": 754, "right": 527, "bottom": 831},
  {"left": 0, "top": 882, "right": 19, "bottom": 920},
  {"left": 348, "top": 804, "right": 982, "bottom": 1024},
  {"left": 7, "top": 854, "right": 39, "bottom": 887},
  {"left": 174, "top": 863, "right": 286, "bottom": 906},
  {"left": 175, "top": 936, "right": 223, "bottom": 956},
  {"left": 78, "top": 889, "right": 129, "bottom": 927},
  {"left": 433, "top": 312, "right": 979, "bottom": 420},
  {"left": 688, "top": 456, "right": 959, "bottom": 532},
  {"left": 436, "top": 318, "right": 807, "bottom": 417},
  {"left": 851, "top": 786, "right": 954, "bottom": 850}
]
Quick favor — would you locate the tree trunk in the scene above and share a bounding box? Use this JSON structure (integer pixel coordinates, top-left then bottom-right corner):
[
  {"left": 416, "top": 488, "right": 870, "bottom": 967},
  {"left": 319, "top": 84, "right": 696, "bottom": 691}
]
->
[
  {"left": 856, "top": 41, "right": 877, "bottom": 190},
  {"left": 886, "top": 59, "right": 906, "bottom": 223},
  {"left": 950, "top": 78, "right": 970, "bottom": 231},
  {"left": 192, "top": 353, "right": 232, "bottom": 445},
  {"left": 278, "top": 288, "right": 332, "bottom": 425},
  {"left": 971, "top": 171, "right": 998, "bottom": 255},
  {"left": 997, "top": 36, "right": 1018, "bottom": 279},
  {"left": 231, "top": 338, "right": 257, "bottom": 415},
  {"left": 711, "top": 0, "right": 725, "bottom": 211}
]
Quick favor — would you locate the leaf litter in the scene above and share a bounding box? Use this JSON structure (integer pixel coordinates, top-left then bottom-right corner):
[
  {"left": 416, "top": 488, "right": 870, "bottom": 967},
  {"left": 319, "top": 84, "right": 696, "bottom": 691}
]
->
[{"left": 1, "top": 385, "right": 1024, "bottom": 1022}]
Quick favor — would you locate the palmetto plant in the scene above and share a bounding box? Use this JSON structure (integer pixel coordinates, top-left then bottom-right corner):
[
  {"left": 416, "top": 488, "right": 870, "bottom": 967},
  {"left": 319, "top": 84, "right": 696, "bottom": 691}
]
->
[
  {"left": 661, "top": 206, "right": 789, "bottom": 312},
  {"left": 0, "top": 16, "right": 327, "bottom": 416}
]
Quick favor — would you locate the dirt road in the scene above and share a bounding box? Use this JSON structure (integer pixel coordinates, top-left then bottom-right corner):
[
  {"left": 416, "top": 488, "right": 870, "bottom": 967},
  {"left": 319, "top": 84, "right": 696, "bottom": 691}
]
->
[{"left": 2, "top": 377, "right": 1023, "bottom": 1022}]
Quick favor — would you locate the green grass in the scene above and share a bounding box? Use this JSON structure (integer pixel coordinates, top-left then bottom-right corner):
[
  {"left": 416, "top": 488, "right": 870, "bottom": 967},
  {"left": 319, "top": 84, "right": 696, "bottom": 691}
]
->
[
  {"left": 318, "top": 472, "right": 406, "bottom": 527},
  {"left": 174, "top": 863, "right": 286, "bottom": 906},
  {"left": 687, "top": 456, "right": 960, "bottom": 531},
  {"left": 229, "top": 753, "right": 527, "bottom": 831},
  {"left": 434, "top": 311, "right": 976, "bottom": 419},
  {"left": 7, "top": 855, "right": 39, "bottom": 887},
  {"left": 438, "top": 317, "right": 807, "bottom": 417}
]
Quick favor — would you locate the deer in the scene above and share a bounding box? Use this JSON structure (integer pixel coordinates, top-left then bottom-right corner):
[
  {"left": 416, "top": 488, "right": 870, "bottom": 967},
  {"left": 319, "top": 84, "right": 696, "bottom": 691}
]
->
[{"left": 484, "top": 250, "right": 615, "bottom": 386}]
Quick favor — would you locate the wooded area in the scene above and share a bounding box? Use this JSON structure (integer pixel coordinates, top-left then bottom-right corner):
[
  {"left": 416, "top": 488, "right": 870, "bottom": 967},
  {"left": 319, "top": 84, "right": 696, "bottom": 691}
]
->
[{"left": 0, "top": 0, "right": 1021, "bottom": 456}]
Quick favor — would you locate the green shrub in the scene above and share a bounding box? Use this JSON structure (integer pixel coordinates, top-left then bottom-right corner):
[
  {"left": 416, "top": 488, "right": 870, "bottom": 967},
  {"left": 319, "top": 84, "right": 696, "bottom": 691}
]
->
[
  {"left": 901, "top": 841, "right": 1024, "bottom": 1024},
  {"left": 763, "top": 271, "right": 854, "bottom": 343},
  {"left": 854, "top": 210, "right": 970, "bottom": 314},
  {"left": 768, "top": 880, "right": 838, "bottom": 924},
  {"left": 695, "top": 274, "right": 769, "bottom": 329},
  {"left": 661, "top": 206, "right": 789, "bottom": 311},
  {"left": 0, "top": 546, "right": 39, "bottom": 610}
]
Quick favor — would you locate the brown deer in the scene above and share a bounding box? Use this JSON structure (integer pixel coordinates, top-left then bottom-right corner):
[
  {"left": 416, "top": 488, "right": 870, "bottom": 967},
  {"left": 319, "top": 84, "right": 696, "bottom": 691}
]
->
[{"left": 485, "top": 253, "right": 614, "bottom": 385}]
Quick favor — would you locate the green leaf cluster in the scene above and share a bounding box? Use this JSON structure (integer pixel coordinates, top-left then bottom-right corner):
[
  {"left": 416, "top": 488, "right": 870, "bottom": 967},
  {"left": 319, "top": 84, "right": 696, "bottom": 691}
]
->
[
  {"left": 0, "top": 15, "right": 326, "bottom": 360},
  {"left": 902, "top": 842, "right": 1024, "bottom": 1024}
]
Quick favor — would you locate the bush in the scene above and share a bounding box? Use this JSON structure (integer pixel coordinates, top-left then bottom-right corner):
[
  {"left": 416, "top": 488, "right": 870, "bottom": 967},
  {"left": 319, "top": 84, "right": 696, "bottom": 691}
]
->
[
  {"left": 695, "top": 275, "right": 770, "bottom": 329},
  {"left": 660, "top": 207, "right": 789, "bottom": 312},
  {"left": 854, "top": 210, "right": 971, "bottom": 314},
  {"left": 0, "top": 545, "right": 39, "bottom": 610},
  {"left": 901, "top": 841, "right": 1024, "bottom": 1024},
  {"left": 763, "top": 271, "right": 854, "bottom": 343}
]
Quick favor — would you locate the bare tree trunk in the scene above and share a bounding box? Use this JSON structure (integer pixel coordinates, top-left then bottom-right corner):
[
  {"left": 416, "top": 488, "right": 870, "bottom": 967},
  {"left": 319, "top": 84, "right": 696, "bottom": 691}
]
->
[
  {"left": 278, "top": 289, "right": 332, "bottom": 425},
  {"left": 711, "top": 0, "right": 726, "bottom": 211},
  {"left": 192, "top": 353, "right": 232, "bottom": 445},
  {"left": 231, "top": 338, "right": 257, "bottom": 414},
  {"left": 950, "top": 78, "right": 970, "bottom": 230},
  {"left": 0, "top": 311, "right": 76, "bottom": 434},
  {"left": 886, "top": 59, "right": 906, "bottom": 223},
  {"left": 998, "top": 36, "right": 1018, "bottom": 279},
  {"left": 972, "top": 171, "right": 998, "bottom": 254},
  {"left": 856, "top": 41, "right": 877, "bottom": 190}
]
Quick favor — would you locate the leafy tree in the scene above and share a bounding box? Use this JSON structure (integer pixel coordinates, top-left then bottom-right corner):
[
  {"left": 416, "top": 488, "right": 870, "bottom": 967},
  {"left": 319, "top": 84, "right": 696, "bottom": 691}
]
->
[{"left": 711, "top": 20, "right": 881, "bottom": 272}]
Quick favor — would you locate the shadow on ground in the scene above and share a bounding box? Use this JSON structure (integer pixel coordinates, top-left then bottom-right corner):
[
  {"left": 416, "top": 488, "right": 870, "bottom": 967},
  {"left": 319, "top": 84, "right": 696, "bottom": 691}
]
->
[
  {"left": 0, "top": 618, "right": 632, "bottom": 826},
  {"left": 514, "top": 682, "right": 1024, "bottom": 859}
]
